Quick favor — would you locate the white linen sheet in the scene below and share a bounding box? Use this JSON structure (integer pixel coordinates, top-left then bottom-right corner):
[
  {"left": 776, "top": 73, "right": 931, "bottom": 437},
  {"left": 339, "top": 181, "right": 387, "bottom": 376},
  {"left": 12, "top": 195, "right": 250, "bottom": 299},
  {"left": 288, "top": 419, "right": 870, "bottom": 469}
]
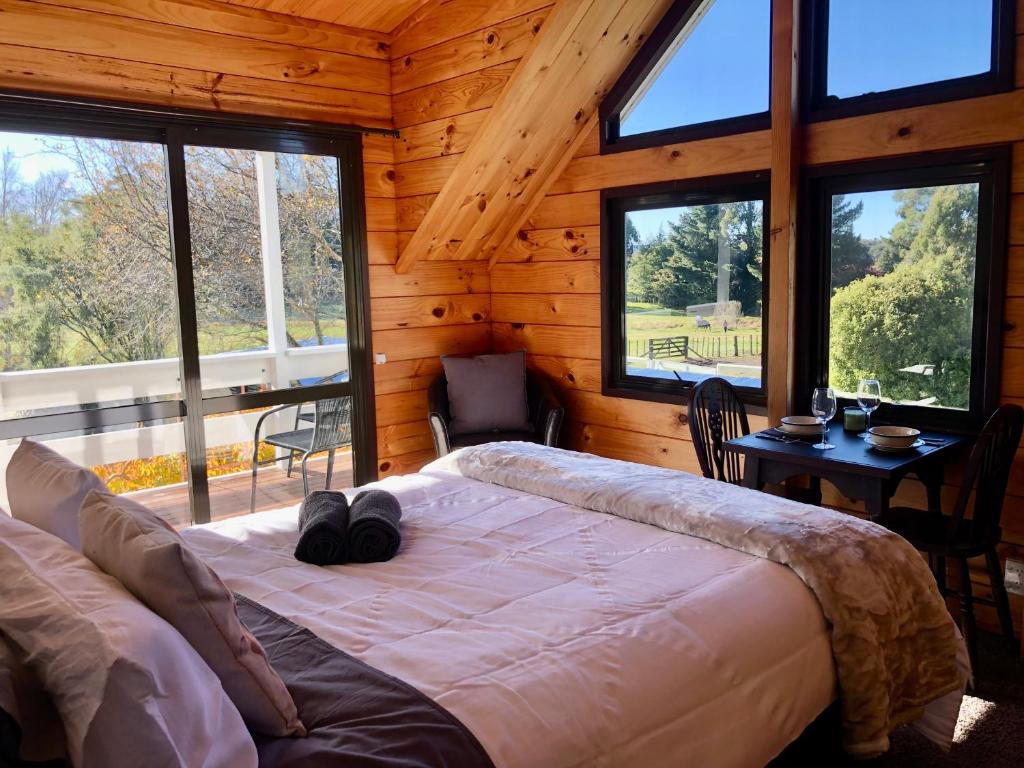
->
[{"left": 183, "top": 468, "right": 836, "bottom": 768}]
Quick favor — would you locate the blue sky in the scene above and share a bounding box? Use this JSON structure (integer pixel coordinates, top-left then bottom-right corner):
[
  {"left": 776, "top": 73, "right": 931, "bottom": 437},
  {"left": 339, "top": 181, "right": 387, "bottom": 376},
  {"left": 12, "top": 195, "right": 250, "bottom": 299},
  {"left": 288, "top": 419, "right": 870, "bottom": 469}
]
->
[
  {"left": 1, "top": 131, "right": 74, "bottom": 182},
  {"left": 627, "top": 190, "right": 914, "bottom": 244},
  {"left": 827, "top": 0, "right": 991, "bottom": 99},
  {"left": 620, "top": 0, "right": 770, "bottom": 135}
]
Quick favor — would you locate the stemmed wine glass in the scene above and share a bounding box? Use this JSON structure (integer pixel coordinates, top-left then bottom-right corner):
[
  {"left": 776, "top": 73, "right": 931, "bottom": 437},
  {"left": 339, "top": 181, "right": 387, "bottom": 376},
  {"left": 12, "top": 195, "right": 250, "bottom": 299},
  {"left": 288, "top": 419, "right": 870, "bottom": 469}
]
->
[
  {"left": 811, "top": 387, "right": 837, "bottom": 450},
  {"left": 856, "top": 379, "right": 881, "bottom": 438}
]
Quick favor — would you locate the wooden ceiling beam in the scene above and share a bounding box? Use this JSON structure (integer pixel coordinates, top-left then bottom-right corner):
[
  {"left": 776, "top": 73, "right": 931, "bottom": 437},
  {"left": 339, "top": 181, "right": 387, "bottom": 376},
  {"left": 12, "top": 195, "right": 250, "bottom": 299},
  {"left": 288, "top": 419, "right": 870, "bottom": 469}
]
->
[{"left": 394, "top": 0, "right": 675, "bottom": 274}]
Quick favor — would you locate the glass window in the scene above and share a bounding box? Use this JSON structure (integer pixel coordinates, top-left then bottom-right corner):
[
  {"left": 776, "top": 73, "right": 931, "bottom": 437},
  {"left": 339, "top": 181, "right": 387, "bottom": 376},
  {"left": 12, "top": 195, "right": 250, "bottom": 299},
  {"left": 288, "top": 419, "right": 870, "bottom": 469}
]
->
[
  {"left": 604, "top": 0, "right": 770, "bottom": 149},
  {"left": 805, "top": 0, "right": 1011, "bottom": 118},
  {"left": 0, "top": 130, "right": 190, "bottom": 515},
  {"left": 828, "top": 184, "right": 979, "bottom": 411},
  {"left": 0, "top": 419, "right": 191, "bottom": 528},
  {"left": 605, "top": 178, "right": 768, "bottom": 402},
  {"left": 800, "top": 150, "right": 1007, "bottom": 429},
  {"left": 826, "top": 0, "right": 992, "bottom": 99},
  {"left": 0, "top": 131, "right": 179, "bottom": 421},
  {"left": 184, "top": 146, "right": 350, "bottom": 399},
  {"left": 0, "top": 114, "right": 369, "bottom": 527}
]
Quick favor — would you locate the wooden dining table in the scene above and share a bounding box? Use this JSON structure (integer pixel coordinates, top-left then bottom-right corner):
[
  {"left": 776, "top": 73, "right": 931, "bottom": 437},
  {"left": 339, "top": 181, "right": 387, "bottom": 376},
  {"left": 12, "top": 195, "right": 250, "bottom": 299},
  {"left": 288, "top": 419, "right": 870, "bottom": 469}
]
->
[{"left": 724, "top": 423, "right": 968, "bottom": 521}]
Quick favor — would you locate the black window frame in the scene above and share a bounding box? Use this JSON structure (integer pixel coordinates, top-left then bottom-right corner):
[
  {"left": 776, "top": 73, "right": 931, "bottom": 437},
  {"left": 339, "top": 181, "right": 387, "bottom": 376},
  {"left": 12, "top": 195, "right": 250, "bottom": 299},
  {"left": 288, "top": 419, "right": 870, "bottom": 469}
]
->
[
  {"left": 0, "top": 89, "right": 388, "bottom": 522},
  {"left": 601, "top": 171, "right": 771, "bottom": 407},
  {"left": 599, "top": 0, "right": 771, "bottom": 155},
  {"left": 796, "top": 147, "right": 1010, "bottom": 433},
  {"left": 801, "top": 0, "right": 1016, "bottom": 123}
]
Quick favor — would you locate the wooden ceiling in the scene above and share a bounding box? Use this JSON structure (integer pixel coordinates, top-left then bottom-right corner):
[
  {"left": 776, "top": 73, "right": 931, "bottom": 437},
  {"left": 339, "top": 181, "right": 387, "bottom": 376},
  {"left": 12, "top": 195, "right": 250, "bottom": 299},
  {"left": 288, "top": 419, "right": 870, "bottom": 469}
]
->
[{"left": 220, "top": 0, "right": 434, "bottom": 32}]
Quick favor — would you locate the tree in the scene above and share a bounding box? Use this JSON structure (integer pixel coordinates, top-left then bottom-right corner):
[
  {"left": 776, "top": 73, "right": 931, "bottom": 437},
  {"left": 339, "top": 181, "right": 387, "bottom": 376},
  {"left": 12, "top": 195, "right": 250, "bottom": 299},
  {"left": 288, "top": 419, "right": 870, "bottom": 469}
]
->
[
  {"left": 721, "top": 199, "right": 763, "bottom": 315},
  {"left": 0, "top": 217, "right": 63, "bottom": 370},
  {"left": 184, "top": 145, "right": 267, "bottom": 353},
  {"left": 872, "top": 187, "right": 934, "bottom": 273},
  {"left": 0, "top": 135, "right": 353, "bottom": 375},
  {"left": 623, "top": 200, "right": 763, "bottom": 315},
  {"left": 0, "top": 149, "right": 24, "bottom": 219},
  {"left": 829, "top": 183, "right": 978, "bottom": 409},
  {"left": 624, "top": 214, "right": 641, "bottom": 259},
  {"left": 28, "top": 170, "right": 72, "bottom": 232},
  {"left": 625, "top": 235, "right": 674, "bottom": 305},
  {"left": 277, "top": 153, "right": 347, "bottom": 346},
  {"left": 829, "top": 194, "right": 873, "bottom": 290},
  {"left": 660, "top": 203, "right": 721, "bottom": 309}
]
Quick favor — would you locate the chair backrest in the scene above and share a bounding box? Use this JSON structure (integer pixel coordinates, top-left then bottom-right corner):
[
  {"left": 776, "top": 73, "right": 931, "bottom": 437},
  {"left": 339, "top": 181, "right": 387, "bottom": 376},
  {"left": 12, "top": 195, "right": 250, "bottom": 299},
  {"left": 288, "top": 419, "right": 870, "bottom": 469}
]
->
[
  {"left": 311, "top": 396, "right": 353, "bottom": 453},
  {"left": 948, "top": 404, "right": 1024, "bottom": 548},
  {"left": 432, "top": 371, "right": 543, "bottom": 429},
  {"left": 688, "top": 377, "right": 750, "bottom": 484}
]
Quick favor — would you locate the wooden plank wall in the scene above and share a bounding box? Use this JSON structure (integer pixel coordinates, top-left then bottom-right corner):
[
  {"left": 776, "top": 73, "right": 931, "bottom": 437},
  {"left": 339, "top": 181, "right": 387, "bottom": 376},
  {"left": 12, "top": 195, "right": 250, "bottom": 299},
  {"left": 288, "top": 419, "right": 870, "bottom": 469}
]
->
[
  {"left": 0, "top": 0, "right": 392, "bottom": 126},
  {"left": 366, "top": 127, "right": 491, "bottom": 476},
  {"left": 368, "top": 0, "right": 555, "bottom": 476}
]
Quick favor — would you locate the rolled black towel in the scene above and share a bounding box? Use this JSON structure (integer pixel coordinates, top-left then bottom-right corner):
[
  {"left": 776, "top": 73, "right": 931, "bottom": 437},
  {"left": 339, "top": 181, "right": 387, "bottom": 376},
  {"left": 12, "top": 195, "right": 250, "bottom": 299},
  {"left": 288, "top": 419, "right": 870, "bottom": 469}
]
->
[
  {"left": 295, "top": 491, "right": 350, "bottom": 566},
  {"left": 348, "top": 490, "right": 402, "bottom": 563}
]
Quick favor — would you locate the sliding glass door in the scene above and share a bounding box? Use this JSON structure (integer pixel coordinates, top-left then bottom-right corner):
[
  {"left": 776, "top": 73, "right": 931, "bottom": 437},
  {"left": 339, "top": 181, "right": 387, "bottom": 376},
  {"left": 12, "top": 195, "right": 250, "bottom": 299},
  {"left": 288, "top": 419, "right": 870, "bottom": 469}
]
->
[{"left": 0, "top": 112, "right": 375, "bottom": 526}]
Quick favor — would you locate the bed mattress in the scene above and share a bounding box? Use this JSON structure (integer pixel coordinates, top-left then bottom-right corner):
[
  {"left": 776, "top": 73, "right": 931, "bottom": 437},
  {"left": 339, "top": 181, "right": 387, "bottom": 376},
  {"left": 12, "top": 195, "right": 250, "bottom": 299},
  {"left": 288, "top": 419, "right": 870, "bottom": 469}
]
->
[{"left": 182, "top": 466, "right": 836, "bottom": 768}]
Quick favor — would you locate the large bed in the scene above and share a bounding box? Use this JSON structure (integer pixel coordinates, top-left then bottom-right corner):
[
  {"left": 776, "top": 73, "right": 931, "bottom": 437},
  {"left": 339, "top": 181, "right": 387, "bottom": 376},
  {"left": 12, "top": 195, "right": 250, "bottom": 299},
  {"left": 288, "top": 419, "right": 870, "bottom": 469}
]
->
[
  {"left": 0, "top": 440, "right": 966, "bottom": 767},
  {"left": 176, "top": 442, "right": 966, "bottom": 767}
]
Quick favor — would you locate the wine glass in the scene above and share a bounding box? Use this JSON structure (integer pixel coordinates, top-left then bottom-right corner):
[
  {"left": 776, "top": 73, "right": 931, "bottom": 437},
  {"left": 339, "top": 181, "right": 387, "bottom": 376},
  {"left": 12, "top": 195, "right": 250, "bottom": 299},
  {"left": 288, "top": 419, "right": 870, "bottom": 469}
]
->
[
  {"left": 811, "top": 387, "right": 837, "bottom": 450},
  {"left": 856, "top": 379, "right": 881, "bottom": 438}
]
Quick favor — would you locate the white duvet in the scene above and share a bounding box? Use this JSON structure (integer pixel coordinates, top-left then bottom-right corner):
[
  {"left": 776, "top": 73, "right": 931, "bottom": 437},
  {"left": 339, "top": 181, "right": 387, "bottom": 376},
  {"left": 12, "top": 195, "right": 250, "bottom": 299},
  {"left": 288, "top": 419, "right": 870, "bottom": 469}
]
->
[{"left": 183, "top": 466, "right": 836, "bottom": 768}]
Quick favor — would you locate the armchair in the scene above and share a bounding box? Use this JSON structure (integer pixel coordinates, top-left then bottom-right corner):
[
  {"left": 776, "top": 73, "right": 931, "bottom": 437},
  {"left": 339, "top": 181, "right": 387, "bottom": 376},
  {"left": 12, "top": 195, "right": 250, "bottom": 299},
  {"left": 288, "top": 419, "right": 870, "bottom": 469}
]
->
[{"left": 428, "top": 370, "right": 565, "bottom": 457}]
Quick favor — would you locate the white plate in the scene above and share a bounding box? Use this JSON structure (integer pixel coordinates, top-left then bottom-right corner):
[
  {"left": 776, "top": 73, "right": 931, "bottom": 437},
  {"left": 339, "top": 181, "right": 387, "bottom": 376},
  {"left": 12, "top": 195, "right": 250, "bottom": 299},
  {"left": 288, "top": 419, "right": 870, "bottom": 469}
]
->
[
  {"left": 779, "top": 423, "right": 821, "bottom": 436},
  {"left": 868, "top": 438, "right": 924, "bottom": 453}
]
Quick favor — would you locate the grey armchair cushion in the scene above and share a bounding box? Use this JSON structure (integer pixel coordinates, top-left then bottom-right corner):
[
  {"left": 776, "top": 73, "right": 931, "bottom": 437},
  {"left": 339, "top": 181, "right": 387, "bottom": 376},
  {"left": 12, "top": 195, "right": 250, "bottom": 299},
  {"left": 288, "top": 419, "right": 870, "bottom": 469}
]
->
[{"left": 441, "top": 352, "right": 532, "bottom": 437}]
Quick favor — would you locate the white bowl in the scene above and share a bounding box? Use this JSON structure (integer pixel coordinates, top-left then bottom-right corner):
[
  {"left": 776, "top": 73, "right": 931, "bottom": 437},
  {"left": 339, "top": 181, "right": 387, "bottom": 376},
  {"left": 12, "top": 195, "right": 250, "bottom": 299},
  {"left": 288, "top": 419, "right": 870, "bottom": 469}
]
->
[
  {"left": 780, "top": 416, "right": 822, "bottom": 436},
  {"left": 867, "top": 425, "right": 920, "bottom": 449}
]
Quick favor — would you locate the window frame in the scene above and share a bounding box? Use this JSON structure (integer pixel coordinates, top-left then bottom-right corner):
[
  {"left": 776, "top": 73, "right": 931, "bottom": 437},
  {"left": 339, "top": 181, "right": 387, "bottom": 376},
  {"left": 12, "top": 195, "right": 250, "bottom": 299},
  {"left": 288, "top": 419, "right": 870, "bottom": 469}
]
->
[
  {"left": 601, "top": 171, "right": 772, "bottom": 407},
  {"left": 598, "top": 0, "right": 771, "bottom": 155},
  {"left": 795, "top": 147, "right": 1010, "bottom": 433},
  {"left": 0, "top": 89, "right": 386, "bottom": 521},
  {"left": 800, "top": 0, "right": 1017, "bottom": 123}
]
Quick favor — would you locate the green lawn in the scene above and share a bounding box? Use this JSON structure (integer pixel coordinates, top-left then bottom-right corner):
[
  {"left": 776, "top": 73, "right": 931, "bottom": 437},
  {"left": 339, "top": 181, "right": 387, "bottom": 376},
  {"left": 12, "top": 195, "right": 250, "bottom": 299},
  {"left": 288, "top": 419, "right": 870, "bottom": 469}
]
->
[
  {"left": 625, "top": 304, "right": 762, "bottom": 363},
  {"left": 49, "top": 318, "right": 348, "bottom": 366},
  {"left": 196, "top": 318, "right": 347, "bottom": 356}
]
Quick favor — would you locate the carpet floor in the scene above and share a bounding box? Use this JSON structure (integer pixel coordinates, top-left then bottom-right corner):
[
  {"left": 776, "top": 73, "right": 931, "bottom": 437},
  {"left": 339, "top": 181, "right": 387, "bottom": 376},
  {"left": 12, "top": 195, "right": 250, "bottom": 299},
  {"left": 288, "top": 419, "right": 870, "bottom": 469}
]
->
[{"left": 774, "top": 632, "right": 1024, "bottom": 767}]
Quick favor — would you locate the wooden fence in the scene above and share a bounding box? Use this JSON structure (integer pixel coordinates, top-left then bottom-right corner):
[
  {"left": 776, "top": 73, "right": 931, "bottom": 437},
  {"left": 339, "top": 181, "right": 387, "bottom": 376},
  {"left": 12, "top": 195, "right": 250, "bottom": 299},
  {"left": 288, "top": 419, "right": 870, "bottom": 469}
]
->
[{"left": 626, "top": 334, "right": 761, "bottom": 360}]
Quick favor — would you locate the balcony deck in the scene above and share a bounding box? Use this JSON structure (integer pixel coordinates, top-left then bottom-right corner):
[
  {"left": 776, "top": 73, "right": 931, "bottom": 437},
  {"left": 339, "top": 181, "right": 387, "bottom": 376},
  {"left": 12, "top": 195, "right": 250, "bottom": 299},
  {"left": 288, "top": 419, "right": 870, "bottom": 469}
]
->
[{"left": 129, "top": 453, "right": 354, "bottom": 528}]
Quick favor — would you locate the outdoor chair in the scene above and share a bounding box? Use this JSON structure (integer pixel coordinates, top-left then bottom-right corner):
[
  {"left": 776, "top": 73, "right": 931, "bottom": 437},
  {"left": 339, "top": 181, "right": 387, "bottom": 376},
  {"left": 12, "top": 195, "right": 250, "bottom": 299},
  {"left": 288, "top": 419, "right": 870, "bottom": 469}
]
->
[
  {"left": 286, "top": 369, "right": 349, "bottom": 477},
  {"left": 876, "top": 404, "right": 1024, "bottom": 676},
  {"left": 250, "top": 395, "right": 353, "bottom": 513},
  {"left": 688, "top": 376, "right": 750, "bottom": 484}
]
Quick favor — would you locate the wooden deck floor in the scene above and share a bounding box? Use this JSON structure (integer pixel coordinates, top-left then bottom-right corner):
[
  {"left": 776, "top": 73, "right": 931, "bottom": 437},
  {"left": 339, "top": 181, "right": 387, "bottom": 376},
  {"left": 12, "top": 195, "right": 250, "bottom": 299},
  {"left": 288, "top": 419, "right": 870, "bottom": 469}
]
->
[{"left": 128, "top": 452, "right": 354, "bottom": 528}]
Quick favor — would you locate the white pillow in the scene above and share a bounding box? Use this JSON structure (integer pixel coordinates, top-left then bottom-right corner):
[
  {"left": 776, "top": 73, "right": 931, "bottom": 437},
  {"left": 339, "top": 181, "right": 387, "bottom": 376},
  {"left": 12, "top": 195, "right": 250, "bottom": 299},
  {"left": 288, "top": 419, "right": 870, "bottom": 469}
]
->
[
  {"left": 6, "top": 439, "right": 107, "bottom": 549},
  {"left": 0, "top": 512, "right": 258, "bottom": 768},
  {"left": 0, "top": 629, "right": 67, "bottom": 764},
  {"left": 79, "top": 489, "right": 305, "bottom": 737}
]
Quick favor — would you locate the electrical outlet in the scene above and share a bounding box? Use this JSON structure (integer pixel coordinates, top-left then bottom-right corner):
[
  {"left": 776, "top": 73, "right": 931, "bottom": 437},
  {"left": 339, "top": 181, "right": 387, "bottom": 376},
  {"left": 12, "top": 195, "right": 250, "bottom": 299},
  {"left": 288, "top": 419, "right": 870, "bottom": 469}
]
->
[{"left": 1005, "top": 558, "right": 1024, "bottom": 596}]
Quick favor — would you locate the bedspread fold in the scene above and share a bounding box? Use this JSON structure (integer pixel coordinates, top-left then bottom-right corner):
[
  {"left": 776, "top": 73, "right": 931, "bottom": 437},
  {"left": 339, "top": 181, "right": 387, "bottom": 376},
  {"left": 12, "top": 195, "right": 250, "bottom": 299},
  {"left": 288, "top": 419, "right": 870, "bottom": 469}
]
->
[{"left": 428, "top": 442, "right": 962, "bottom": 757}]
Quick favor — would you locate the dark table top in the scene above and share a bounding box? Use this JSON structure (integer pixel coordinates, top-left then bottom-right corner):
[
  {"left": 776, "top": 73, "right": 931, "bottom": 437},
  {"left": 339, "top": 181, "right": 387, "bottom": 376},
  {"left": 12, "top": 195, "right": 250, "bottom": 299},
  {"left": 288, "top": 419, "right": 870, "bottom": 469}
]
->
[{"left": 724, "top": 423, "right": 968, "bottom": 479}]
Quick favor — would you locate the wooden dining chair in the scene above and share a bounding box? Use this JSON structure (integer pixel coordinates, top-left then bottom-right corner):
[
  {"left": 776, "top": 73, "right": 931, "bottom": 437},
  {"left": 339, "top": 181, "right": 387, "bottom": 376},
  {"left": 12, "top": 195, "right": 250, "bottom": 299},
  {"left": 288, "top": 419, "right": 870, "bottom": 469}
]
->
[
  {"left": 876, "top": 404, "right": 1024, "bottom": 674},
  {"left": 688, "top": 376, "right": 750, "bottom": 484}
]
